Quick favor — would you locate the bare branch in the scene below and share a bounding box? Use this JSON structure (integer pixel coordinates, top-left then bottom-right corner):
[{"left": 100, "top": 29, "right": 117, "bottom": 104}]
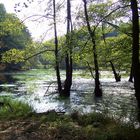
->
[
  {"left": 94, "top": 4, "right": 130, "bottom": 31},
  {"left": 21, "top": 14, "right": 53, "bottom": 23},
  {"left": 44, "top": 81, "right": 57, "bottom": 96}
]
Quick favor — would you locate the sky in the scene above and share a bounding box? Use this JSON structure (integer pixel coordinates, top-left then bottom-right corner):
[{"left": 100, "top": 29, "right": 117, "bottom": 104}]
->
[
  {"left": 0, "top": 0, "right": 82, "bottom": 42},
  {"left": 0, "top": 0, "right": 118, "bottom": 42}
]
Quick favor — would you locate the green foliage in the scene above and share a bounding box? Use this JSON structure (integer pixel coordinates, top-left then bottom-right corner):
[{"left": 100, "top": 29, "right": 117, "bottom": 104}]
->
[
  {"left": 98, "top": 33, "right": 132, "bottom": 71},
  {"left": 0, "top": 1, "right": 133, "bottom": 74},
  {"left": 68, "top": 20, "right": 132, "bottom": 73},
  {"left": 2, "top": 48, "right": 25, "bottom": 64},
  {"left": 88, "top": 2, "right": 112, "bottom": 22},
  {"left": 23, "top": 42, "right": 45, "bottom": 69},
  {"left": 39, "top": 112, "right": 140, "bottom": 140},
  {"left": 0, "top": 105, "right": 140, "bottom": 139},
  {"left": 0, "top": 13, "right": 25, "bottom": 38},
  {"left": 72, "top": 0, "right": 132, "bottom": 73},
  {"left": 71, "top": 111, "right": 110, "bottom": 127},
  {"left": 42, "top": 38, "right": 61, "bottom": 68},
  {"left": 1, "top": 37, "right": 44, "bottom": 69},
  {"left": 0, "top": 4, "right": 32, "bottom": 70},
  {"left": 0, "top": 3, "right": 6, "bottom": 22},
  {"left": 68, "top": 27, "right": 91, "bottom": 68},
  {"left": 0, "top": 97, "right": 33, "bottom": 119}
]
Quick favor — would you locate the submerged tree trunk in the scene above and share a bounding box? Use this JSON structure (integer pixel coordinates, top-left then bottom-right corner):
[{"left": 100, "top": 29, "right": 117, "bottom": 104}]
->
[
  {"left": 83, "top": 0, "right": 102, "bottom": 97},
  {"left": 60, "top": 0, "right": 73, "bottom": 97},
  {"left": 128, "top": 66, "right": 133, "bottom": 83},
  {"left": 131, "top": 0, "right": 140, "bottom": 108},
  {"left": 109, "top": 61, "right": 121, "bottom": 82},
  {"left": 53, "top": 0, "right": 62, "bottom": 93}
]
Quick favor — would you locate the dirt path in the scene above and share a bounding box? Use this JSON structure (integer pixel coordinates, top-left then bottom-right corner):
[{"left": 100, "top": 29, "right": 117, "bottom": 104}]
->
[{"left": 0, "top": 119, "right": 48, "bottom": 140}]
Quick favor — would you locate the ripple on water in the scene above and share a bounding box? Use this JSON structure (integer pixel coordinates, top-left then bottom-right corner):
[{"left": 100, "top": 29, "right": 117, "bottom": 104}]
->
[{"left": 0, "top": 70, "right": 139, "bottom": 124}]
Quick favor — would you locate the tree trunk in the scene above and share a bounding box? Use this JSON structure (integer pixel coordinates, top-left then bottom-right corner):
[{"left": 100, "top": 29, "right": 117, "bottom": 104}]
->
[
  {"left": 128, "top": 66, "right": 133, "bottom": 82},
  {"left": 60, "top": 0, "right": 73, "bottom": 97},
  {"left": 83, "top": 0, "right": 102, "bottom": 97},
  {"left": 109, "top": 61, "right": 121, "bottom": 82},
  {"left": 86, "top": 61, "right": 94, "bottom": 79},
  {"left": 53, "top": 0, "right": 62, "bottom": 93},
  {"left": 131, "top": 0, "right": 140, "bottom": 108}
]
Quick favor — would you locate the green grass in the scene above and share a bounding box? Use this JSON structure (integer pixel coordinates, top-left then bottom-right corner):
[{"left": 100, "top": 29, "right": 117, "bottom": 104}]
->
[
  {"left": 0, "top": 97, "right": 33, "bottom": 120},
  {"left": 0, "top": 105, "right": 140, "bottom": 139},
  {"left": 36, "top": 111, "right": 140, "bottom": 140}
]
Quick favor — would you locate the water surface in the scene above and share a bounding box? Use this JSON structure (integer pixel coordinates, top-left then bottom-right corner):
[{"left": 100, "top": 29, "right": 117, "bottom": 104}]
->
[{"left": 0, "top": 69, "right": 138, "bottom": 124}]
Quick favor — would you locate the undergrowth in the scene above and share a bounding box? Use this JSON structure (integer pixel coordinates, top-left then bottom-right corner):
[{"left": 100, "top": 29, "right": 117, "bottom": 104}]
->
[
  {"left": 0, "top": 99, "right": 140, "bottom": 140},
  {"left": 0, "top": 97, "right": 33, "bottom": 119}
]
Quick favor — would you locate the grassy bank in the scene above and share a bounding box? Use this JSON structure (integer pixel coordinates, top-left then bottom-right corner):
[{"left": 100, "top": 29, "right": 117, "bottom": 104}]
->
[
  {"left": 0, "top": 97, "right": 33, "bottom": 120},
  {"left": 0, "top": 98, "right": 140, "bottom": 140}
]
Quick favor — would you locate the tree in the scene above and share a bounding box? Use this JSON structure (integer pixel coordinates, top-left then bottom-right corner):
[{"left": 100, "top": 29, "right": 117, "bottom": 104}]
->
[
  {"left": 0, "top": 3, "right": 7, "bottom": 63},
  {"left": 0, "top": 4, "right": 32, "bottom": 71},
  {"left": 0, "top": 3, "right": 6, "bottom": 22},
  {"left": 53, "top": 0, "right": 62, "bottom": 93},
  {"left": 83, "top": 0, "right": 102, "bottom": 97},
  {"left": 98, "top": 31, "right": 132, "bottom": 81},
  {"left": 130, "top": 0, "right": 140, "bottom": 108},
  {"left": 60, "top": 0, "right": 73, "bottom": 97},
  {"left": 20, "top": 0, "right": 74, "bottom": 96}
]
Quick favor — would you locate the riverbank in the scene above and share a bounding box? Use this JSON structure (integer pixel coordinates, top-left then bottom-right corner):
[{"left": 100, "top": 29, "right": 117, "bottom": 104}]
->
[
  {"left": 0, "top": 69, "right": 136, "bottom": 115},
  {"left": 0, "top": 69, "right": 139, "bottom": 139},
  {"left": 0, "top": 111, "right": 140, "bottom": 140}
]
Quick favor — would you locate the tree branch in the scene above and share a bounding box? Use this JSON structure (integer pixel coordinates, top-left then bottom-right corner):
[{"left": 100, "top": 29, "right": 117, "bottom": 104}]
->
[
  {"left": 94, "top": 4, "right": 130, "bottom": 31},
  {"left": 86, "top": 60, "right": 95, "bottom": 79},
  {"left": 103, "top": 21, "right": 132, "bottom": 37},
  {"left": 21, "top": 14, "right": 53, "bottom": 23},
  {"left": 24, "top": 48, "right": 54, "bottom": 61}
]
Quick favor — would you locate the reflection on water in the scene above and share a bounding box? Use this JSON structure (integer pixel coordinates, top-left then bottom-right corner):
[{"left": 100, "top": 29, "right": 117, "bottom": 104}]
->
[
  {"left": 0, "top": 73, "right": 17, "bottom": 94},
  {"left": 0, "top": 69, "right": 138, "bottom": 123}
]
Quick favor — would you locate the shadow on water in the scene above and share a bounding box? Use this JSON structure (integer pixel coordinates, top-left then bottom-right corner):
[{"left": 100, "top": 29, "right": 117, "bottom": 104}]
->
[
  {"left": 0, "top": 73, "right": 15, "bottom": 84},
  {"left": 0, "top": 73, "right": 17, "bottom": 93}
]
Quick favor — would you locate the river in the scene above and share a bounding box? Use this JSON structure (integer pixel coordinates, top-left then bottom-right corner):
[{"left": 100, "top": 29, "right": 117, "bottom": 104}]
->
[{"left": 0, "top": 69, "right": 139, "bottom": 124}]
